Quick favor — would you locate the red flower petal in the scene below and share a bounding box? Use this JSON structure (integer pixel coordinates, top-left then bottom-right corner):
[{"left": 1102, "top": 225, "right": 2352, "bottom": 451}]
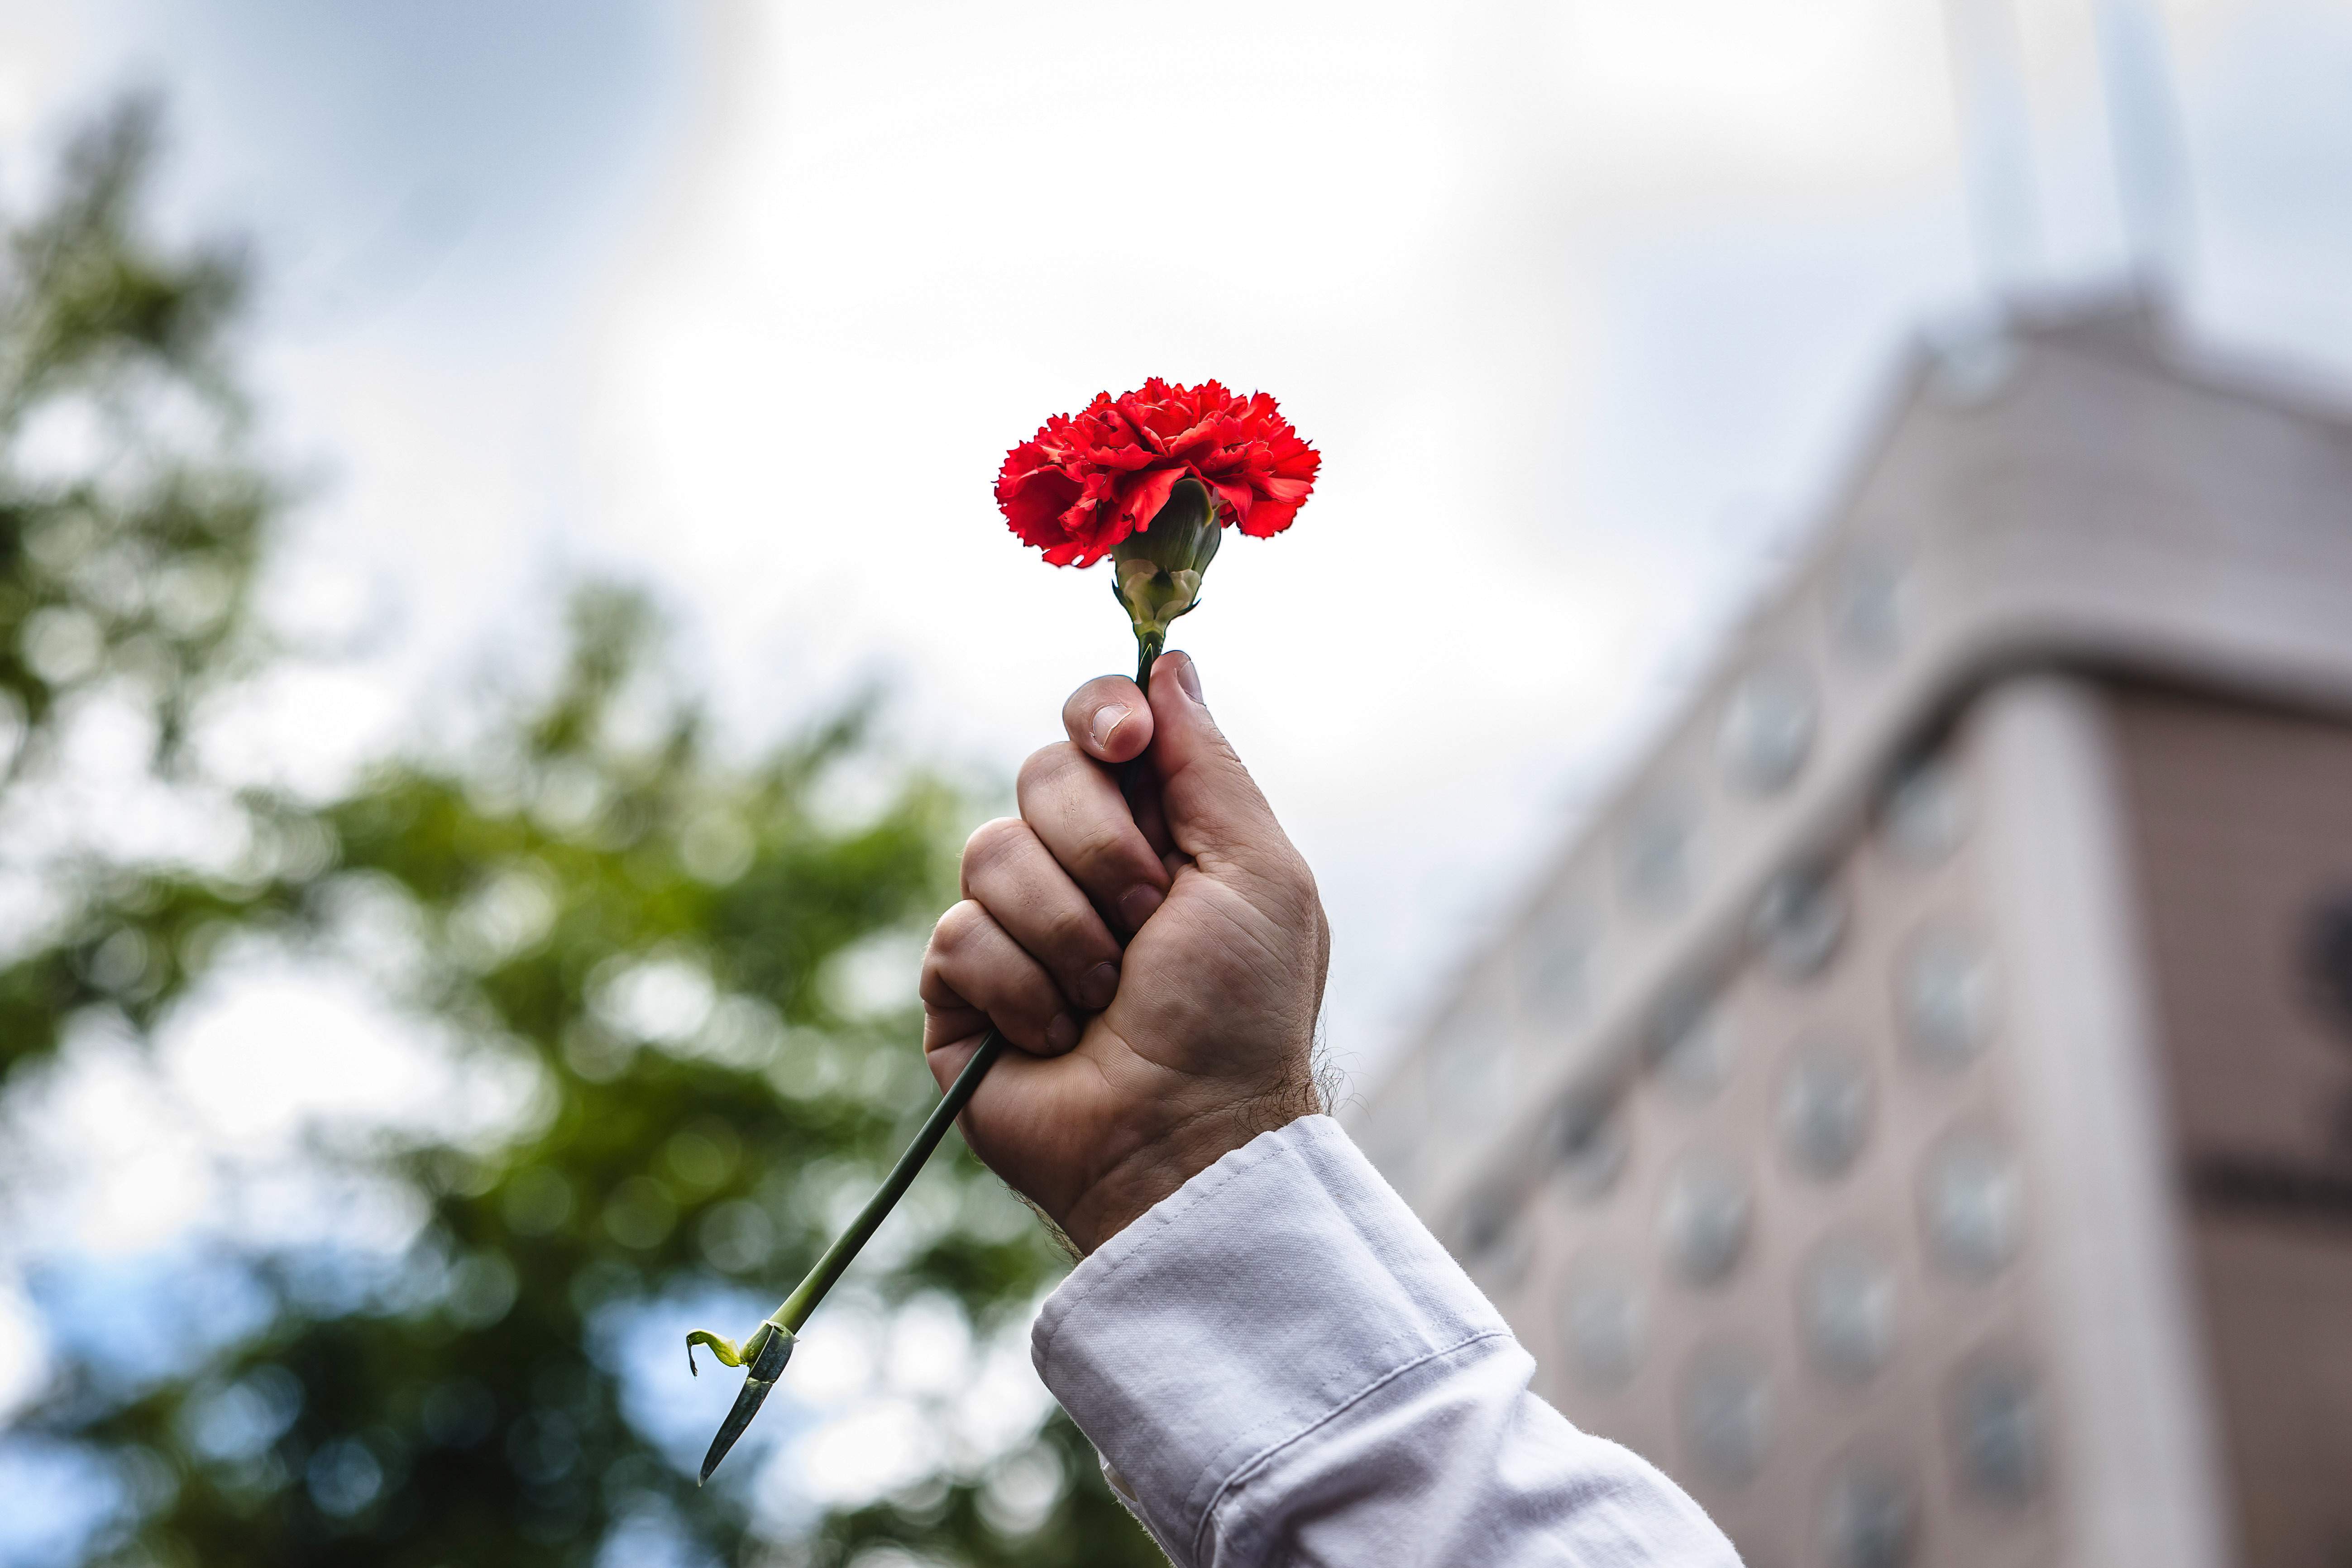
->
[
  {"left": 1236, "top": 498, "right": 1300, "bottom": 538},
  {"left": 1209, "top": 477, "right": 1255, "bottom": 526},
  {"left": 1115, "top": 467, "right": 1184, "bottom": 536},
  {"left": 996, "top": 381, "right": 1318, "bottom": 566}
]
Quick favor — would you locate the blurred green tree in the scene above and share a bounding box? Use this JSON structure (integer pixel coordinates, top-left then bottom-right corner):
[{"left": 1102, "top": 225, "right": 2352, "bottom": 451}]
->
[{"left": 0, "top": 102, "right": 1164, "bottom": 1568}]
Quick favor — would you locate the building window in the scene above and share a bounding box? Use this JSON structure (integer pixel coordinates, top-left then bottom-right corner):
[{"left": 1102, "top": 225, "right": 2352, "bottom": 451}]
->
[
  {"left": 1778, "top": 1040, "right": 1874, "bottom": 1181},
  {"left": 1646, "top": 985, "right": 1731, "bottom": 1102},
  {"left": 1561, "top": 1256, "right": 1645, "bottom": 1390},
  {"left": 1753, "top": 865, "right": 1848, "bottom": 980},
  {"left": 1718, "top": 660, "right": 1818, "bottom": 795},
  {"left": 1920, "top": 1129, "right": 2024, "bottom": 1279},
  {"left": 1827, "top": 545, "right": 1906, "bottom": 665},
  {"left": 1458, "top": 1189, "right": 1530, "bottom": 1291},
  {"left": 2301, "top": 893, "right": 2352, "bottom": 1041},
  {"left": 1680, "top": 1344, "right": 1772, "bottom": 1484},
  {"left": 1881, "top": 755, "right": 1968, "bottom": 865},
  {"left": 1949, "top": 1355, "right": 2046, "bottom": 1504},
  {"left": 1820, "top": 1462, "right": 1917, "bottom": 1568},
  {"left": 1547, "top": 1099, "right": 1629, "bottom": 1203},
  {"left": 1518, "top": 896, "right": 1597, "bottom": 1022},
  {"left": 1800, "top": 1238, "right": 1899, "bottom": 1382},
  {"left": 1897, "top": 925, "right": 1996, "bottom": 1069},
  {"left": 1619, "top": 792, "right": 1697, "bottom": 916},
  {"left": 1659, "top": 1151, "right": 1753, "bottom": 1286}
]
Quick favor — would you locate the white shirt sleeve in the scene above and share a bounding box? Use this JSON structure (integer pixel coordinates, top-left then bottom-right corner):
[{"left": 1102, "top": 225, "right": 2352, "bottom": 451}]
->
[{"left": 1030, "top": 1114, "right": 1740, "bottom": 1568}]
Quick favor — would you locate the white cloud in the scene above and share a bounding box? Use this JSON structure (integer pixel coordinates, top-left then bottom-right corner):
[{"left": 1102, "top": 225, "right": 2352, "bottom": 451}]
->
[
  {"left": 24, "top": 0, "right": 2352, "bottom": 1079},
  {"left": 0, "top": 1280, "right": 48, "bottom": 1422},
  {"left": 568, "top": 0, "right": 1978, "bottom": 1065},
  {"left": 162, "top": 964, "right": 451, "bottom": 1146}
]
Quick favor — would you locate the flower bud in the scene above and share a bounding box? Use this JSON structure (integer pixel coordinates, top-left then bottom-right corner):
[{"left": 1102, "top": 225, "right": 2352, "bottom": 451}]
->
[{"left": 1110, "top": 478, "right": 1222, "bottom": 649}]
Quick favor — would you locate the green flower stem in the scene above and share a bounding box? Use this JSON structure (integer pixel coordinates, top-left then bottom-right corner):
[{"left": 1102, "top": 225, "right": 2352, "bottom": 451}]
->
[
  {"left": 791, "top": 638, "right": 1159, "bottom": 1326},
  {"left": 691, "top": 1027, "right": 1005, "bottom": 1481},
  {"left": 774, "top": 1025, "right": 1008, "bottom": 1334},
  {"left": 693, "top": 631, "right": 1166, "bottom": 1482}
]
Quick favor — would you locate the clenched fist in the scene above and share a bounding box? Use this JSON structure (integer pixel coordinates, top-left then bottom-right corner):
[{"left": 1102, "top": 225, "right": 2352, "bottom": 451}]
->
[{"left": 921, "top": 651, "right": 1329, "bottom": 1255}]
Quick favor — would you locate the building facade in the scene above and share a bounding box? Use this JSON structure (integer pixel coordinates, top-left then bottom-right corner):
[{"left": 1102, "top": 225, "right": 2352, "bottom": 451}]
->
[{"left": 1347, "top": 297, "right": 2352, "bottom": 1568}]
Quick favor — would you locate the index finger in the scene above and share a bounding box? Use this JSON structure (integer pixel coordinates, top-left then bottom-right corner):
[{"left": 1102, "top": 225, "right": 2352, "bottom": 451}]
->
[
  {"left": 1060, "top": 673, "right": 1178, "bottom": 866},
  {"left": 1062, "top": 675, "right": 1155, "bottom": 765}
]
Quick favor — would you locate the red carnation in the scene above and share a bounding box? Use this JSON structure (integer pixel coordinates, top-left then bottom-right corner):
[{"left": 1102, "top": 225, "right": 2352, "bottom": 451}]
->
[
  {"left": 994, "top": 378, "right": 1319, "bottom": 568},
  {"left": 688, "top": 381, "right": 1327, "bottom": 1481}
]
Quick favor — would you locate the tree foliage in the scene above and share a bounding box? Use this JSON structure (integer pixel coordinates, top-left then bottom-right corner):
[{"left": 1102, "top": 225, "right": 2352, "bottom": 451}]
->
[{"left": 0, "top": 102, "right": 1164, "bottom": 1568}]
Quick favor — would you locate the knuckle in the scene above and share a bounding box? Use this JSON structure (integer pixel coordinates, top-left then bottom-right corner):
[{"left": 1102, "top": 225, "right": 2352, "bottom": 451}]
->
[
  {"left": 918, "top": 966, "right": 960, "bottom": 1010},
  {"left": 1286, "top": 851, "right": 1320, "bottom": 904},
  {"left": 1014, "top": 983, "right": 1061, "bottom": 1027},
  {"left": 1079, "top": 818, "right": 1148, "bottom": 880},
  {"left": 961, "top": 816, "right": 1028, "bottom": 878},
  {"left": 1015, "top": 741, "right": 1085, "bottom": 800},
  {"left": 1076, "top": 673, "right": 1134, "bottom": 705},
  {"left": 1044, "top": 902, "right": 1104, "bottom": 960},
  {"left": 1061, "top": 675, "right": 1130, "bottom": 720},
  {"left": 929, "top": 899, "right": 988, "bottom": 958}
]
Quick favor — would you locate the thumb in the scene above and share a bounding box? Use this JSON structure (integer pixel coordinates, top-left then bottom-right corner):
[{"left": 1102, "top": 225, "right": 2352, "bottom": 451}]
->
[{"left": 1146, "top": 651, "right": 1281, "bottom": 861}]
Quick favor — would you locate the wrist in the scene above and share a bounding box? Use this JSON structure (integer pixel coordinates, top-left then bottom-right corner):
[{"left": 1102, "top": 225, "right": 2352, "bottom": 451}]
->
[{"left": 1059, "top": 1082, "right": 1322, "bottom": 1255}]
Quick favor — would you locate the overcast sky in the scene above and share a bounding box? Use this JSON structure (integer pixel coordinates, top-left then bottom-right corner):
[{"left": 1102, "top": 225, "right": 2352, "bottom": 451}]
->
[{"left": 7, "top": 0, "right": 2352, "bottom": 1085}]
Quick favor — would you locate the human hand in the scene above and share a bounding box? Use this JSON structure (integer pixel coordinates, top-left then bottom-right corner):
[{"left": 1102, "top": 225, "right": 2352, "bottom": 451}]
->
[{"left": 920, "top": 650, "right": 1329, "bottom": 1255}]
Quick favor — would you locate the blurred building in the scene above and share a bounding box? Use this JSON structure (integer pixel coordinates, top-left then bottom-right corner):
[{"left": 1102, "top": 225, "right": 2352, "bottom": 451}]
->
[{"left": 1348, "top": 293, "right": 2352, "bottom": 1568}]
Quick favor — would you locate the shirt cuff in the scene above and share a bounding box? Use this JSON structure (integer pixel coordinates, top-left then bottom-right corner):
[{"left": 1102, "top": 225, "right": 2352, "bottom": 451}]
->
[{"left": 1030, "top": 1114, "right": 1510, "bottom": 1560}]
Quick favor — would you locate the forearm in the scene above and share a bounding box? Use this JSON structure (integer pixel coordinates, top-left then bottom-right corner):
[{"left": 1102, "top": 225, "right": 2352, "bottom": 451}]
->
[{"left": 1031, "top": 1116, "right": 1739, "bottom": 1568}]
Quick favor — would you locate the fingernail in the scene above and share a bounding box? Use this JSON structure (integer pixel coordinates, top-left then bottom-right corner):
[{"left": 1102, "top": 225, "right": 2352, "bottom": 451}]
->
[
  {"left": 1172, "top": 654, "right": 1203, "bottom": 704},
  {"left": 1080, "top": 961, "right": 1120, "bottom": 1011},
  {"left": 1089, "top": 704, "right": 1127, "bottom": 751},
  {"left": 1119, "top": 884, "right": 1164, "bottom": 931},
  {"left": 1047, "top": 1013, "right": 1080, "bottom": 1052}
]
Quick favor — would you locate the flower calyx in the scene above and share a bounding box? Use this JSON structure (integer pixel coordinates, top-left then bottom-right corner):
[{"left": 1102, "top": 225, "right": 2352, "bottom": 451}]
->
[
  {"left": 1111, "top": 477, "right": 1222, "bottom": 652},
  {"left": 688, "top": 1319, "right": 797, "bottom": 1484}
]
